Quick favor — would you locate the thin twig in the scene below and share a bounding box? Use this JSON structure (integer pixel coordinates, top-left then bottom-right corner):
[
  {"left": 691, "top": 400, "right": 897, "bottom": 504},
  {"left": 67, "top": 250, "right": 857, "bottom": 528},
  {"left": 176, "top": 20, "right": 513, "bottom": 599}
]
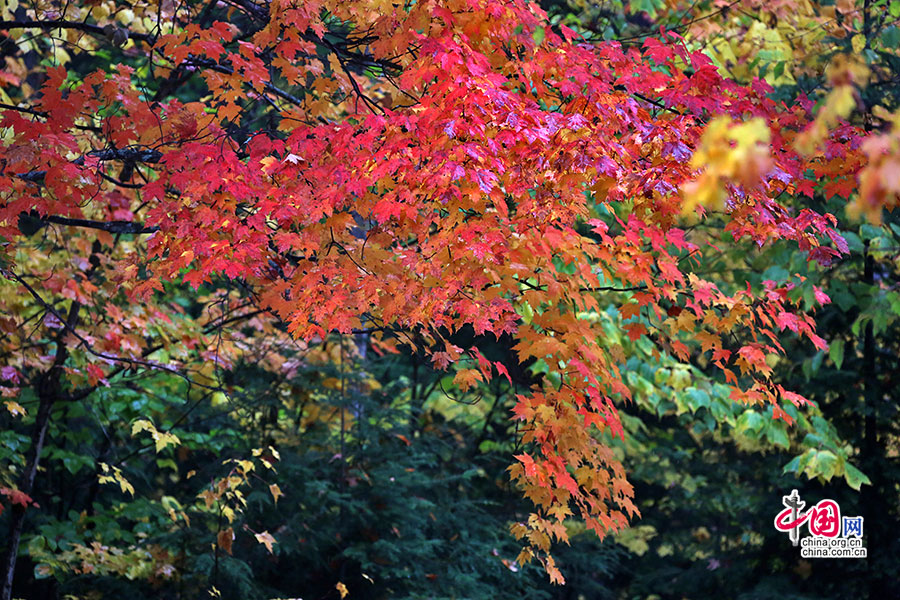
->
[{"left": 2, "top": 271, "right": 226, "bottom": 392}]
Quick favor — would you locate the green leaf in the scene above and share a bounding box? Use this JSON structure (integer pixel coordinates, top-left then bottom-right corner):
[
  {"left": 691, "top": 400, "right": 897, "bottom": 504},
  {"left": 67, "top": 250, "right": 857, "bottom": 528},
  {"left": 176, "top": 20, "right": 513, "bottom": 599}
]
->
[
  {"left": 860, "top": 224, "right": 882, "bottom": 240},
  {"left": 737, "top": 411, "right": 764, "bottom": 436},
  {"left": 829, "top": 338, "right": 845, "bottom": 369},
  {"left": 766, "top": 425, "right": 790, "bottom": 450},
  {"left": 783, "top": 455, "right": 802, "bottom": 474},
  {"left": 532, "top": 26, "right": 545, "bottom": 46},
  {"left": 685, "top": 387, "right": 710, "bottom": 411},
  {"left": 842, "top": 230, "right": 864, "bottom": 252},
  {"left": 773, "top": 61, "right": 785, "bottom": 80},
  {"left": 844, "top": 463, "right": 871, "bottom": 490},
  {"left": 811, "top": 350, "right": 824, "bottom": 375},
  {"left": 814, "top": 450, "right": 838, "bottom": 480}
]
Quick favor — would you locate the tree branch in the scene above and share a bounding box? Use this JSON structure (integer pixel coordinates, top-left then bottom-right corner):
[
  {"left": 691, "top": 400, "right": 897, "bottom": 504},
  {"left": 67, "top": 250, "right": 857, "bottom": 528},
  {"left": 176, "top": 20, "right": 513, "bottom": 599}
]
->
[
  {"left": 13, "top": 147, "right": 162, "bottom": 184},
  {"left": 0, "top": 19, "right": 154, "bottom": 44},
  {"left": 0, "top": 102, "right": 102, "bottom": 132},
  {"left": 182, "top": 58, "right": 306, "bottom": 108},
  {"left": 39, "top": 215, "right": 159, "bottom": 234}
]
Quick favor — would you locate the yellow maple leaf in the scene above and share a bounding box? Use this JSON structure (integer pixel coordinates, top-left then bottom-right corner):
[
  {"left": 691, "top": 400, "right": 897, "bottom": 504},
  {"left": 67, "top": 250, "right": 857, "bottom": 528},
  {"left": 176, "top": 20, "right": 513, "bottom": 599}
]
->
[
  {"left": 131, "top": 419, "right": 181, "bottom": 453},
  {"left": 682, "top": 116, "right": 771, "bottom": 214},
  {"left": 269, "top": 483, "right": 283, "bottom": 505},
  {"left": 336, "top": 582, "right": 349, "bottom": 599},
  {"left": 97, "top": 462, "right": 135, "bottom": 496},
  {"left": 452, "top": 368, "right": 483, "bottom": 392},
  {"left": 4, "top": 400, "right": 26, "bottom": 417},
  {"left": 131, "top": 419, "right": 155, "bottom": 437},
  {"left": 254, "top": 530, "right": 276, "bottom": 554}
]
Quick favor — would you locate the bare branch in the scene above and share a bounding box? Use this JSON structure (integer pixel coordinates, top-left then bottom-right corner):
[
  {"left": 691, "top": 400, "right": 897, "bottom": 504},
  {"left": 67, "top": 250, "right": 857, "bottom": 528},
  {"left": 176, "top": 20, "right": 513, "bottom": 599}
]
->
[{"left": 39, "top": 216, "right": 159, "bottom": 234}]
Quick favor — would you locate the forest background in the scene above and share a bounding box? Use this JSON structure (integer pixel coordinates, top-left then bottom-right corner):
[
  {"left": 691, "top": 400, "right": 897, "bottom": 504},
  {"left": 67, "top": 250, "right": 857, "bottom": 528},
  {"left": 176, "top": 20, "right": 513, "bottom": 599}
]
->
[{"left": 0, "top": 0, "right": 898, "bottom": 599}]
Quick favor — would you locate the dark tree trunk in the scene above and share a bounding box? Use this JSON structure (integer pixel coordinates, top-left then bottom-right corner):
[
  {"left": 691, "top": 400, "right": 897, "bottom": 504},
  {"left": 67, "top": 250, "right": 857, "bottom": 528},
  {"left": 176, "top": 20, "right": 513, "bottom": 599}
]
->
[
  {"left": 1, "top": 376, "right": 58, "bottom": 600},
  {"left": 1, "top": 303, "right": 78, "bottom": 600}
]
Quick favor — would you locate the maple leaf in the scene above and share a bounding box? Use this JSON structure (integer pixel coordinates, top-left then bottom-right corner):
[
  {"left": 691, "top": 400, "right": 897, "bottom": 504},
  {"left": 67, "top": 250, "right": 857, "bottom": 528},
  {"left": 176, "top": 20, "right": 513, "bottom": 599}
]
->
[
  {"left": 4, "top": 400, "right": 26, "bottom": 417},
  {"left": 494, "top": 361, "right": 513, "bottom": 384},
  {"left": 218, "top": 528, "right": 234, "bottom": 555},
  {"left": 131, "top": 419, "right": 181, "bottom": 453},
  {"left": 625, "top": 323, "right": 648, "bottom": 342},
  {"left": 0, "top": 487, "right": 35, "bottom": 508},
  {"left": 554, "top": 469, "right": 580, "bottom": 497},
  {"left": 452, "top": 368, "right": 483, "bottom": 392},
  {"left": 98, "top": 462, "right": 135, "bottom": 496},
  {"left": 737, "top": 345, "right": 771, "bottom": 376},
  {"left": 545, "top": 556, "right": 566, "bottom": 585},
  {"left": 776, "top": 311, "right": 799, "bottom": 332},
  {"left": 781, "top": 389, "right": 810, "bottom": 407},
  {"left": 1, "top": 366, "right": 20, "bottom": 383},
  {"left": 269, "top": 484, "right": 283, "bottom": 504},
  {"left": 254, "top": 530, "right": 277, "bottom": 554},
  {"left": 515, "top": 453, "right": 539, "bottom": 479}
]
